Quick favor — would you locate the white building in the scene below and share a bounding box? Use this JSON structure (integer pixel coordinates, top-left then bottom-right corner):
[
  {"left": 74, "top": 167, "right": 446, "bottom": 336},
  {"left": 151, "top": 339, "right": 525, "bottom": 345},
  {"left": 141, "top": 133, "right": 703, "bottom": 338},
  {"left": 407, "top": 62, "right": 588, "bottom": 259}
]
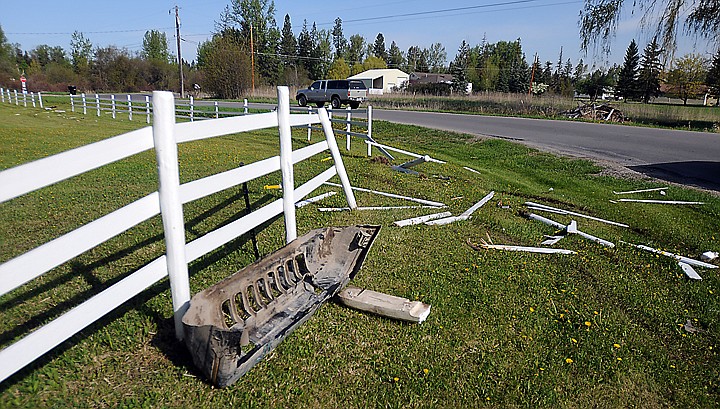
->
[{"left": 348, "top": 69, "right": 409, "bottom": 94}]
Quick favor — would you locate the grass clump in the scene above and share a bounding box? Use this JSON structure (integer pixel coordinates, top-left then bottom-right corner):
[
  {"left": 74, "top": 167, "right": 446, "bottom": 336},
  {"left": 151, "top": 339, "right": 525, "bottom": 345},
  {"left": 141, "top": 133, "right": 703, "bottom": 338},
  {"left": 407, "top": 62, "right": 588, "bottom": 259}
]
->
[{"left": 0, "top": 102, "right": 718, "bottom": 408}]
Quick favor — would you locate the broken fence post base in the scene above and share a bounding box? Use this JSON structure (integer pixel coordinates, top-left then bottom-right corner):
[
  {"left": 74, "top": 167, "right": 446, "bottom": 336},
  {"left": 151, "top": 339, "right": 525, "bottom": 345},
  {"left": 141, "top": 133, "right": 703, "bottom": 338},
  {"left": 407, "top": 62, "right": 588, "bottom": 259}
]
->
[{"left": 336, "top": 286, "right": 431, "bottom": 323}]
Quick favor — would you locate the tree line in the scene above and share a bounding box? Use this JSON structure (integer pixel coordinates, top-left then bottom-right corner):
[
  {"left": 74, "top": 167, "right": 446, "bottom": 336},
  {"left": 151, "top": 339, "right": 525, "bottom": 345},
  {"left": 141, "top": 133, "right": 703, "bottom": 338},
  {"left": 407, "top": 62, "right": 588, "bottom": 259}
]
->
[{"left": 1, "top": 0, "right": 718, "bottom": 103}]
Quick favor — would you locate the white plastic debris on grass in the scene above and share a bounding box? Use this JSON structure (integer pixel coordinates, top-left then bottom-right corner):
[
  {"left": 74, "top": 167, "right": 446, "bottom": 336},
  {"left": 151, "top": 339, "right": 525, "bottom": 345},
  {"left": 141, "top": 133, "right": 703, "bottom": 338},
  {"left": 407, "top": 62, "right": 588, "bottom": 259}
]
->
[
  {"left": 614, "top": 199, "right": 705, "bottom": 205},
  {"left": 394, "top": 211, "right": 453, "bottom": 227},
  {"left": 622, "top": 241, "right": 718, "bottom": 280},
  {"left": 467, "top": 237, "right": 576, "bottom": 255},
  {"left": 425, "top": 191, "right": 495, "bottom": 226},
  {"left": 700, "top": 251, "right": 718, "bottom": 262},
  {"left": 525, "top": 201, "right": 629, "bottom": 228},
  {"left": 613, "top": 187, "right": 669, "bottom": 195},
  {"left": 527, "top": 213, "right": 615, "bottom": 247},
  {"left": 319, "top": 206, "right": 441, "bottom": 212},
  {"left": 295, "top": 191, "right": 337, "bottom": 208},
  {"left": 324, "top": 182, "right": 446, "bottom": 208}
]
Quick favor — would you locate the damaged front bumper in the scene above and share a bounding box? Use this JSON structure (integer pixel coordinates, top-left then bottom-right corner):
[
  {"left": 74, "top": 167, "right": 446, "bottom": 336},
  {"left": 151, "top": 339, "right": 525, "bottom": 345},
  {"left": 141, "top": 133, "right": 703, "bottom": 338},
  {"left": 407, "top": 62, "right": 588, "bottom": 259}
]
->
[{"left": 182, "top": 225, "right": 381, "bottom": 387}]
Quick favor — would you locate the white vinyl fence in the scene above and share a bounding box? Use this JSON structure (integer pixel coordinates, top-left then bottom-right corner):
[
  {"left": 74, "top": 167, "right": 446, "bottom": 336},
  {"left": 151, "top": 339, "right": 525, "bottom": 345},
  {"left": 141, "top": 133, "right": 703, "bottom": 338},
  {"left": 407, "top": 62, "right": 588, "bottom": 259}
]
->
[{"left": 0, "top": 87, "right": 357, "bottom": 383}]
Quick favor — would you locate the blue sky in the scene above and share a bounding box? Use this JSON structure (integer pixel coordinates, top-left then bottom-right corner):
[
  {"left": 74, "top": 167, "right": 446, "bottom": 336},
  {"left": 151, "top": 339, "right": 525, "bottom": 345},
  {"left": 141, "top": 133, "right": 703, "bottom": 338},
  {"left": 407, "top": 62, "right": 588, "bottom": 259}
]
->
[{"left": 1, "top": 0, "right": 711, "bottom": 70}]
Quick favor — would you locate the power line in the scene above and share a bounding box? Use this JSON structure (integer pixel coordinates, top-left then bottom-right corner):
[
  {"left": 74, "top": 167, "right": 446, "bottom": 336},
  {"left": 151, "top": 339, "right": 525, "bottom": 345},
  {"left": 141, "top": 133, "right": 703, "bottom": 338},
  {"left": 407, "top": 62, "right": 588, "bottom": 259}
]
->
[{"left": 7, "top": 28, "right": 175, "bottom": 35}]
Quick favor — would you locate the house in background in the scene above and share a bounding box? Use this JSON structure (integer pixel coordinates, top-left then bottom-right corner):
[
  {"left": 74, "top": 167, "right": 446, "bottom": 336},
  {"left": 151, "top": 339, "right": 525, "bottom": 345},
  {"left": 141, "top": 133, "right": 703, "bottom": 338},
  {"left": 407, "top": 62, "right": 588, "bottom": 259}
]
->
[
  {"left": 348, "top": 69, "right": 409, "bottom": 95},
  {"left": 409, "top": 72, "right": 454, "bottom": 85}
]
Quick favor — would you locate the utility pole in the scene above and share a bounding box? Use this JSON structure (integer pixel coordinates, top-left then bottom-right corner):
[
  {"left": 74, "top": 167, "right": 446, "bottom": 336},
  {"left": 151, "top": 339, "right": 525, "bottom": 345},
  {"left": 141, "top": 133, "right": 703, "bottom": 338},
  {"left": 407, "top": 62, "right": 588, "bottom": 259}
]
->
[
  {"left": 175, "top": 6, "right": 184, "bottom": 98},
  {"left": 250, "top": 22, "right": 255, "bottom": 95}
]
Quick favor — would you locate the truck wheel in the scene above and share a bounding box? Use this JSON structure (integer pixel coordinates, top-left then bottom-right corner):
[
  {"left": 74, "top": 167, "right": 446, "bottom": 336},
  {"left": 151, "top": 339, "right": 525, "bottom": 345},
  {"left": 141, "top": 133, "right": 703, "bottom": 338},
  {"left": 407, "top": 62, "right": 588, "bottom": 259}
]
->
[
  {"left": 298, "top": 95, "right": 307, "bottom": 107},
  {"left": 349, "top": 101, "right": 360, "bottom": 109},
  {"left": 331, "top": 96, "right": 342, "bottom": 109},
  {"left": 316, "top": 102, "right": 325, "bottom": 108}
]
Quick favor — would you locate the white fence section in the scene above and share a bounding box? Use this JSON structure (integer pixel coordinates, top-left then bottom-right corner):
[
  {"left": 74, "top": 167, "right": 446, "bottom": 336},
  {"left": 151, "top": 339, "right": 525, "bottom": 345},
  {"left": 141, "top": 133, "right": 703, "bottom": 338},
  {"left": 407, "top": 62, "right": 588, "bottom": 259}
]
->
[{"left": 0, "top": 87, "right": 357, "bottom": 383}]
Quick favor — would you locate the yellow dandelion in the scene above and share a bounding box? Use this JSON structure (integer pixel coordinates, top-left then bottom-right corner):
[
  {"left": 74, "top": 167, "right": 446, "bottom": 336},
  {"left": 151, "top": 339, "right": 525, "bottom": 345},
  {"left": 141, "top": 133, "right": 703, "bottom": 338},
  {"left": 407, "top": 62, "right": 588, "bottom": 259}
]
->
[
  {"left": 584, "top": 321, "right": 592, "bottom": 327},
  {"left": 613, "top": 343, "right": 621, "bottom": 348},
  {"left": 423, "top": 368, "right": 429, "bottom": 375},
  {"left": 617, "top": 357, "right": 622, "bottom": 361},
  {"left": 393, "top": 377, "right": 399, "bottom": 382},
  {"left": 571, "top": 338, "right": 578, "bottom": 343},
  {"left": 530, "top": 307, "right": 535, "bottom": 313},
  {"left": 565, "top": 358, "right": 573, "bottom": 364}
]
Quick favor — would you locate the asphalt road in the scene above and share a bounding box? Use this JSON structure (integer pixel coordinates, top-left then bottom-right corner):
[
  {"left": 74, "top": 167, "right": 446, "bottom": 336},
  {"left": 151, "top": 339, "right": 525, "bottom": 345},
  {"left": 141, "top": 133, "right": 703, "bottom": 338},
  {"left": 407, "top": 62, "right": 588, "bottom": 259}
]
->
[
  {"left": 100, "top": 94, "right": 720, "bottom": 191},
  {"left": 370, "top": 109, "right": 720, "bottom": 191}
]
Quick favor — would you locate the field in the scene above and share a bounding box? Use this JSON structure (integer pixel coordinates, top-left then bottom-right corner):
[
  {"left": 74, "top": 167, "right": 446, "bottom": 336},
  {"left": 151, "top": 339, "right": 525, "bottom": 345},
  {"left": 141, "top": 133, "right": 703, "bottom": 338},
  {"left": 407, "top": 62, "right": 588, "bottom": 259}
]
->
[{"left": 0, "top": 99, "right": 719, "bottom": 408}]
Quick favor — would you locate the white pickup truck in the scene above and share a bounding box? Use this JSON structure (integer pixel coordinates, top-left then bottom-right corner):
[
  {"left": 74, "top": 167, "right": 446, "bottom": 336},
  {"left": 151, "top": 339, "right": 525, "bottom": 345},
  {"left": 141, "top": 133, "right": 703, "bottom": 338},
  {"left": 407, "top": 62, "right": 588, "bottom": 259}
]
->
[{"left": 296, "top": 79, "right": 367, "bottom": 109}]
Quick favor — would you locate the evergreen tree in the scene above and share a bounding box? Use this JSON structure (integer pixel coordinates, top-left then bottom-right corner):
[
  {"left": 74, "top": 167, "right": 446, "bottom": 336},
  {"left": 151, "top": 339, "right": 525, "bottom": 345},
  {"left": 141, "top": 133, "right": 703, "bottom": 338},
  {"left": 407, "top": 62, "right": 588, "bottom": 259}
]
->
[
  {"left": 142, "top": 30, "right": 170, "bottom": 62},
  {"left": 387, "top": 41, "right": 404, "bottom": 69},
  {"left": 70, "top": 31, "right": 93, "bottom": 76},
  {"left": 406, "top": 46, "right": 428, "bottom": 72},
  {"left": 615, "top": 39, "right": 640, "bottom": 100},
  {"left": 427, "top": 43, "right": 447, "bottom": 73},
  {"left": 638, "top": 38, "right": 663, "bottom": 103},
  {"left": 331, "top": 18, "right": 347, "bottom": 59},
  {"left": 450, "top": 40, "right": 470, "bottom": 93},
  {"left": 706, "top": 48, "right": 720, "bottom": 106},
  {"left": 346, "top": 35, "right": 366, "bottom": 66},
  {"left": 297, "top": 20, "right": 315, "bottom": 77},
  {"left": 280, "top": 14, "right": 297, "bottom": 63},
  {"left": 373, "top": 33, "right": 387, "bottom": 62}
]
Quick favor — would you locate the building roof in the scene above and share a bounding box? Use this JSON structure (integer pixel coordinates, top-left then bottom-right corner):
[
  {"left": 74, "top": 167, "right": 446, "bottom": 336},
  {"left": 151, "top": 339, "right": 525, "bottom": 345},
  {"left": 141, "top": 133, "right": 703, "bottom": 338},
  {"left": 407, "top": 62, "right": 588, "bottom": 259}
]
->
[
  {"left": 348, "top": 69, "right": 409, "bottom": 80},
  {"left": 409, "top": 72, "right": 454, "bottom": 84}
]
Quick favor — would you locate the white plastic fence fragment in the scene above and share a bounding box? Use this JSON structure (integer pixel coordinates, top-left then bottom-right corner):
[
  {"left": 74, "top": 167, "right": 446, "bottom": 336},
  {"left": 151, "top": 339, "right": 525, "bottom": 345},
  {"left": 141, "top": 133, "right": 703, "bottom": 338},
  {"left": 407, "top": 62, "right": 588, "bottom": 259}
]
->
[
  {"left": 525, "top": 201, "right": 628, "bottom": 228},
  {"left": 622, "top": 242, "right": 718, "bottom": 269},
  {"left": 541, "top": 236, "right": 565, "bottom": 245},
  {"left": 318, "top": 108, "right": 357, "bottom": 210},
  {"left": 463, "top": 166, "right": 482, "bottom": 175},
  {"left": 295, "top": 191, "right": 337, "bottom": 208},
  {"left": 277, "top": 87, "right": 297, "bottom": 242},
  {"left": 324, "top": 182, "right": 445, "bottom": 207},
  {"left": 399, "top": 155, "right": 430, "bottom": 169},
  {"left": 459, "top": 191, "right": 495, "bottom": 218},
  {"left": 528, "top": 213, "right": 614, "bottom": 247},
  {"left": 336, "top": 286, "right": 431, "bottom": 323},
  {"left": 152, "top": 91, "right": 190, "bottom": 341},
  {"left": 613, "top": 187, "right": 669, "bottom": 195},
  {"left": 319, "top": 205, "right": 440, "bottom": 212},
  {"left": 678, "top": 262, "right": 702, "bottom": 280},
  {"left": 701, "top": 251, "right": 718, "bottom": 262},
  {"left": 424, "top": 215, "right": 467, "bottom": 226},
  {"left": 394, "top": 211, "right": 452, "bottom": 227},
  {"left": 615, "top": 199, "right": 705, "bottom": 205}
]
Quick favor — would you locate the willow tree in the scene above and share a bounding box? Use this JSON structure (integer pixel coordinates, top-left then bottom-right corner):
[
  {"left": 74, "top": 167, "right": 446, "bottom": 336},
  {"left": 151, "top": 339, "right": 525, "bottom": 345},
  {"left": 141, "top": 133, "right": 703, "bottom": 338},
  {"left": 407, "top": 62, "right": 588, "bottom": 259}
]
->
[{"left": 579, "top": 0, "right": 719, "bottom": 54}]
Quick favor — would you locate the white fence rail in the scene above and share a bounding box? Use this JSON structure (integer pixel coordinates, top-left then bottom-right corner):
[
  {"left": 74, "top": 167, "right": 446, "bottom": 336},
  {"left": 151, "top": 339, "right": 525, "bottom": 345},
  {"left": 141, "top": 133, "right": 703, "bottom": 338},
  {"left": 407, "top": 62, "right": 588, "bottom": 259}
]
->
[{"left": 0, "top": 87, "right": 357, "bottom": 383}]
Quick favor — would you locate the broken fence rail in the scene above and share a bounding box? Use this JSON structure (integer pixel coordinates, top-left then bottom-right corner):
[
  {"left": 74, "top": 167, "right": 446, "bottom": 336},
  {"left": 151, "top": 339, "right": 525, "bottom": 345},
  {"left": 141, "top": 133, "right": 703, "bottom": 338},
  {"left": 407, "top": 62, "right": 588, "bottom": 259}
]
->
[
  {"left": 524, "top": 201, "right": 629, "bottom": 228},
  {"left": 394, "top": 211, "right": 453, "bottom": 227},
  {"left": 467, "top": 238, "right": 576, "bottom": 255},
  {"left": 613, "top": 199, "right": 705, "bottom": 205},
  {"left": 324, "top": 182, "right": 446, "bottom": 208}
]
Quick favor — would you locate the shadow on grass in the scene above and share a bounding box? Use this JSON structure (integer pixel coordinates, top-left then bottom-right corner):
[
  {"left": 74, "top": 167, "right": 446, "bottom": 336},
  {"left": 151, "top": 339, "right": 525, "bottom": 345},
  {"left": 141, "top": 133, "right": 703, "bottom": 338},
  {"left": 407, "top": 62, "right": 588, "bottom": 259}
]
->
[
  {"left": 628, "top": 161, "right": 720, "bottom": 192},
  {"left": 0, "top": 193, "right": 277, "bottom": 390}
]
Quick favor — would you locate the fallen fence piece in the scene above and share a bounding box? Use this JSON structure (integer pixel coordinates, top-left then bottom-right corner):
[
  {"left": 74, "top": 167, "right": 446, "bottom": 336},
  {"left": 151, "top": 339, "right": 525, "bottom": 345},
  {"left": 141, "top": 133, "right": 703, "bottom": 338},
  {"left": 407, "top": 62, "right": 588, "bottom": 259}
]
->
[
  {"left": 424, "top": 215, "right": 467, "bottom": 226},
  {"left": 526, "top": 206, "right": 567, "bottom": 216},
  {"left": 678, "top": 262, "right": 702, "bottom": 280},
  {"left": 615, "top": 199, "right": 705, "bottom": 205},
  {"left": 613, "top": 187, "right": 669, "bottom": 195},
  {"left": 394, "top": 211, "right": 453, "bottom": 227},
  {"left": 463, "top": 166, "right": 482, "bottom": 175},
  {"left": 336, "top": 286, "right": 431, "bottom": 323},
  {"left": 541, "top": 235, "right": 565, "bottom": 245},
  {"left": 182, "top": 225, "right": 381, "bottom": 387},
  {"left": 319, "top": 206, "right": 440, "bottom": 212},
  {"left": 525, "top": 201, "right": 629, "bottom": 228},
  {"left": 364, "top": 141, "right": 446, "bottom": 164},
  {"left": 391, "top": 155, "right": 432, "bottom": 175},
  {"left": 621, "top": 241, "right": 718, "bottom": 270},
  {"left": 467, "top": 238, "right": 576, "bottom": 255},
  {"left": 459, "top": 191, "right": 496, "bottom": 218},
  {"left": 526, "top": 213, "right": 615, "bottom": 247},
  {"left": 295, "top": 191, "right": 337, "bottom": 208},
  {"left": 701, "top": 251, "right": 718, "bottom": 262},
  {"left": 324, "top": 182, "right": 446, "bottom": 207}
]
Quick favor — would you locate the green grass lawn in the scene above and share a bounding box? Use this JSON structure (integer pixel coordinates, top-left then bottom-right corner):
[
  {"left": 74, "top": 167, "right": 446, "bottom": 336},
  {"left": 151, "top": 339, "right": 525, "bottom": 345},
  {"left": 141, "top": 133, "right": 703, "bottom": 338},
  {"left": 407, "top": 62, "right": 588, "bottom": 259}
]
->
[{"left": 0, "top": 101, "right": 719, "bottom": 408}]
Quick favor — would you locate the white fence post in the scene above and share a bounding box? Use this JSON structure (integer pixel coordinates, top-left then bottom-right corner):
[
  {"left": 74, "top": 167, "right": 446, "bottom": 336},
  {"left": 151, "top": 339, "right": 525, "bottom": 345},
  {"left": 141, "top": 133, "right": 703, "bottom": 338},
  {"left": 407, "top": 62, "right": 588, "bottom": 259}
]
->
[
  {"left": 152, "top": 91, "right": 190, "bottom": 341},
  {"left": 127, "top": 95, "right": 133, "bottom": 121},
  {"left": 38, "top": 92, "right": 43, "bottom": 109},
  {"left": 95, "top": 94, "right": 100, "bottom": 117},
  {"left": 307, "top": 106, "right": 312, "bottom": 141},
  {"left": 189, "top": 96, "right": 194, "bottom": 122},
  {"left": 81, "top": 93, "right": 87, "bottom": 115},
  {"left": 243, "top": 98, "right": 248, "bottom": 115},
  {"left": 345, "top": 106, "right": 351, "bottom": 151},
  {"left": 145, "top": 95, "right": 151, "bottom": 124},
  {"left": 367, "top": 105, "right": 373, "bottom": 156},
  {"left": 0, "top": 87, "right": 4, "bottom": 103},
  {"left": 70, "top": 94, "right": 75, "bottom": 112},
  {"left": 23, "top": 91, "right": 27, "bottom": 107},
  {"left": 276, "top": 87, "right": 297, "bottom": 243},
  {"left": 111, "top": 95, "right": 116, "bottom": 119},
  {"left": 14, "top": 90, "right": 18, "bottom": 105},
  {"left": 214, "top": 101, "right": 218, "bottom": 118},
  {"left": 31, "top": 92, "right": 36, "bottom": 108},
  {"left": 318, "top": 108, "right": 357, "bottom": 209}
]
